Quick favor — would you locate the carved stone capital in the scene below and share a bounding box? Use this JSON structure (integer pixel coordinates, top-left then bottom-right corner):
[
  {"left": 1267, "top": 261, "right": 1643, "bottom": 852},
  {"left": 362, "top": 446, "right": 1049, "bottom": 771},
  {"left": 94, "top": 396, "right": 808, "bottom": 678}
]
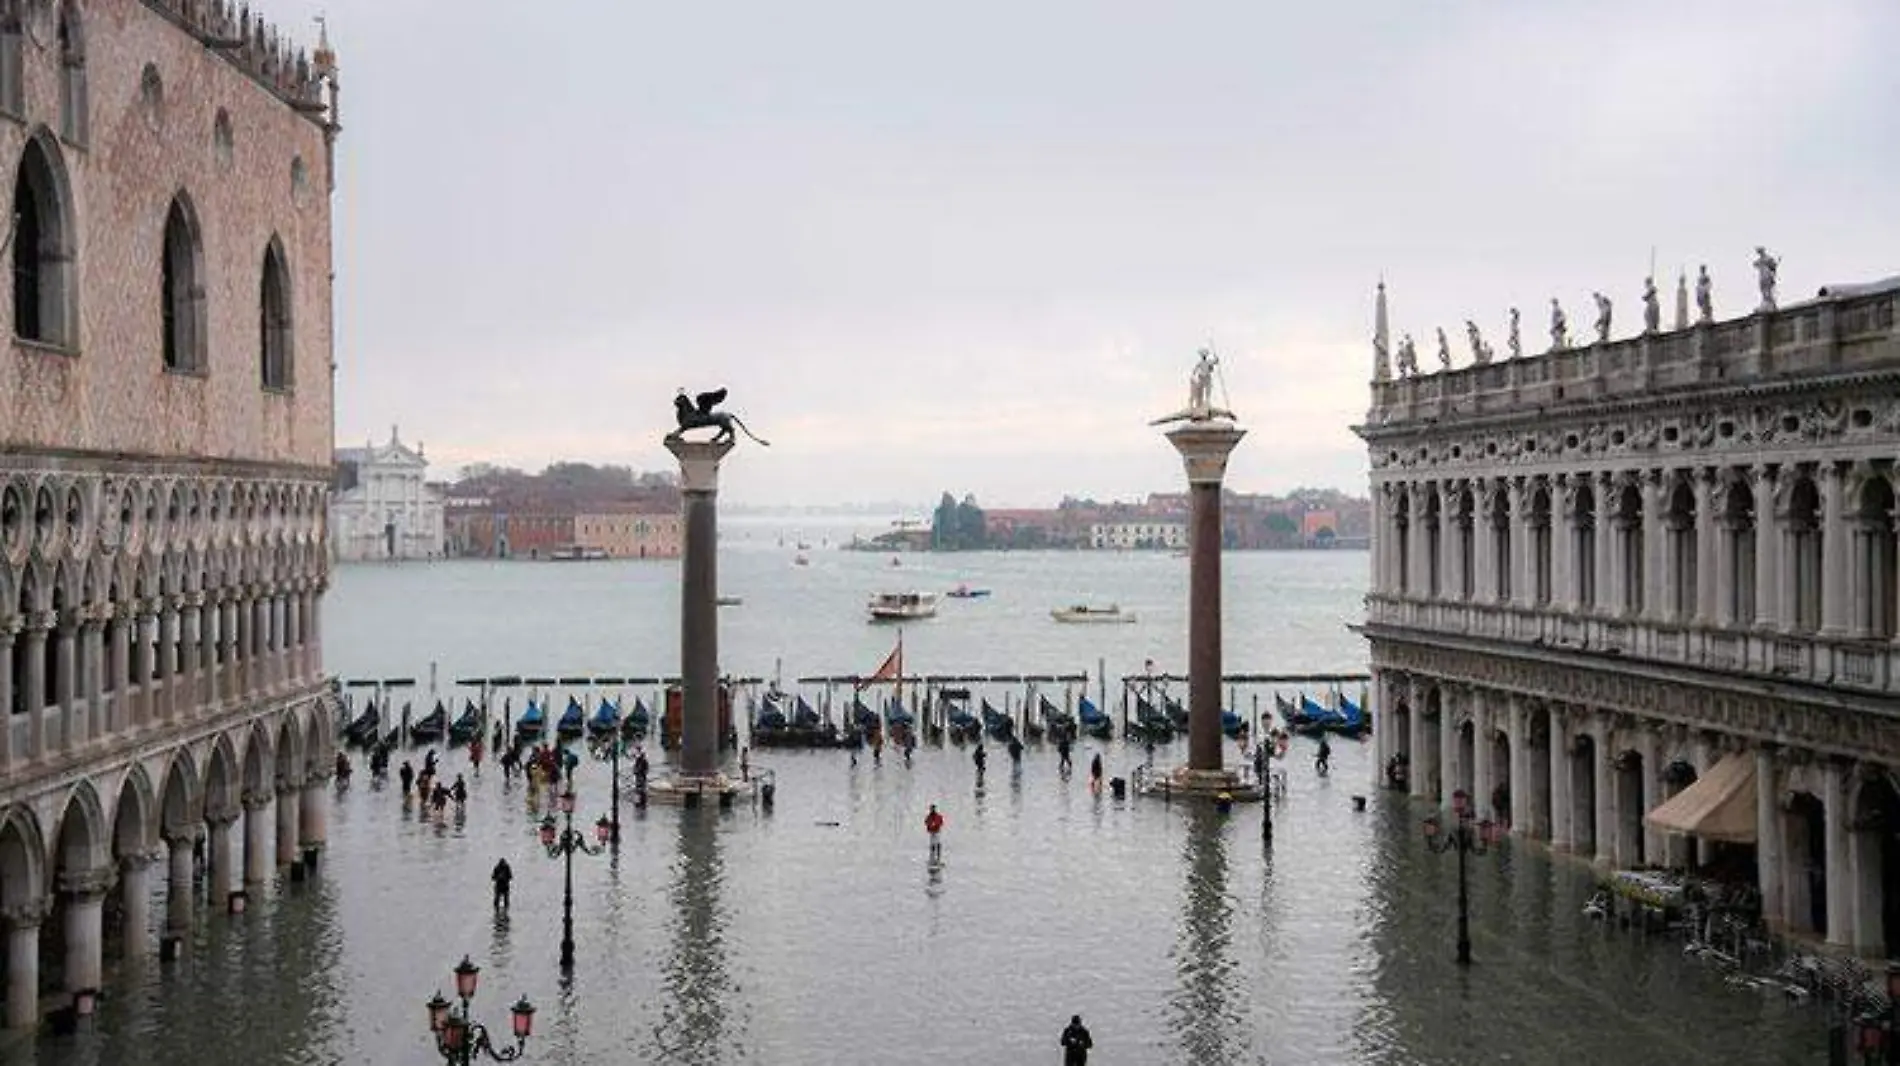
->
[
  {"left": 57, "top": 867, "right": 116, "bottom": 901},
  {"left": 241, "top": 792, "right": 272, "bottom": 813},
  {"left": 1, "top": 900, "right": 52, "bottom": 930}
]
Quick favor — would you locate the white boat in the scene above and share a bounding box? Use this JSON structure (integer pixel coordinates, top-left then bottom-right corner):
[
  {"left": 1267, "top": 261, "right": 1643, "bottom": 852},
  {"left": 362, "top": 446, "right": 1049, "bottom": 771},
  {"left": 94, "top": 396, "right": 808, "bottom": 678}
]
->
[
  {"left": 716, "top": 596, "right": 743, "bottom": 607},
  {"left": 793, "top": 553, "right": 810, "bottom": 567},
  {"left": 868, "top": 592, "right": 938, "bottom": 622},
  {"left": 1051, "top": 604, "right": 1137, "bottom": 624}
]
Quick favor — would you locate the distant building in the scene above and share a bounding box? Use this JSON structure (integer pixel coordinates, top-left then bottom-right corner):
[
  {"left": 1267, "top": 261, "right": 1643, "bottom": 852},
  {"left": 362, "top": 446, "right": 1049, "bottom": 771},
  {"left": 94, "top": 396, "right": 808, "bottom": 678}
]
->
[
  {"left": 1302, "top": 509, "right": 1339, "bottom": 546},
  {"left": 331, "top": 427, "right": 445, "bottom": 561},
  {"left": 575, "top": 506, "right": 681, "bottom": 559},
  {"left": 1091, "top": 520, "right": 1188, "bottom": 550}
]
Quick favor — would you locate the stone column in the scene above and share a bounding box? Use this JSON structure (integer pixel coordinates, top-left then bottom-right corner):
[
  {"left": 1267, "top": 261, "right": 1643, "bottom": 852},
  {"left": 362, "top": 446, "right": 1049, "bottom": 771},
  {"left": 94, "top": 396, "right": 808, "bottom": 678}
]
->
[
  {"left": 155, "top": 598, "right": 176, "bottom": 721},
  {"left": 307, "top": 588, "right": 326, "bottom": 680},
  {"left": 243, "top": 794, "right": 273, "bottom": 885},
  {"left": 299, "top": 774, "right": 327, "bottom": 869},
  {"left": 1594, "top": 471, "right": 1616, "bottom": 616},
  {"left": 1471, "top": 689, "right": 1493, "bottom": 820},
  {"left": 1641, "top": 470, "right": 1667, "bottom": 621},
  {"left": 109, "top": 607, "right": 129, "bottom": 732},
  {"left": 180, "top": 598, "right": 201, "bottom": 714},
  {"left": 667, "top": 435, "right": 737, "bottom": 778},
  {"left": 1472, "top": 482, "right": 1496, "bottom": 605},
  {"left": 1507, "top": 697, "right": 1529, "bottom": 835},
  {"left": 1548, "top": 706, "right": 1573, "bottom": 850},
  {"left": 1593, "top": 714, "right": 1614, "bottom": 866},
  {"left": 1440, "top": 481, "right": 1461, "bottom": 601},
  {"left": 61, "top": 867, "right": 110, "bottom": 996},
  {"left": 1407, "top": 678, "right": 1428, "bottom": 800},
  {"left": 200, "top": 597, "right": 219, "bottom": 708},
  {"left": 75, "top": 612, "right": 101, "bottom": 747},
  {"left": 0, "top": 623, "right": 14, "bottom": 769},
  {"left": 1606, "top": 483, "right": 1630, "bottom": 617},
  {"left": 1823, "top": 760, "right": 1850, "bottom": 946},
  {"left": 1165, "top": 421, "right": 1245, "bottom": 778},
  {"left": 1638, "top": 727, "right": 1662, "bottom": 864},
  {"left": 233, "top": 594, "right": 250, "bottom": 699},
  {"left": 134, "top": 605, "right": 155, "bottom": 726},
  {"left": 118, "top": 854, "right": 152, "bottom": 959},
  {"left": 1851, "top": 779, "right": 1886, "bottom": 954},
  {"left": 206, "top": 813, "right": 236, "bottom": 911},
  {"left": 1819, "top": 464, "right": 1850, "bottom": 636},
  {"left": 275, "top": 783, "right": 301, "bottom": 868},
  {"left": 1511, "top": 478, "right": 1534, "bottom": 608},
  {"left": 1437, "top": 685, "right": 1458, "bottom": 806},
  {"left": 1751, "top": 466, "right": 1778, "bottom": 629},
  {"left": 21, "top": 616, "right": 48, "bottom": 760},
  {"left": 164, "top": 831, "right": 194, "bottom": 948},
  {"left": 3, "top": 902, "right": 46, "bottom": 1029},
  {"left": 52, "top": 614, "right": 75, "bottom": 749},
  {"left": 1552, "top": 478, "right": 1574, "bottom": 610},
  {"left": 1409, "top": 482, "right": 1430, "bottom": 598},
  {"left": 1694, "top": 470, "right": 1719, "bottom": 624},
  {"left": 1370, "top": 485, "right": 1388, "bottom": 595}
]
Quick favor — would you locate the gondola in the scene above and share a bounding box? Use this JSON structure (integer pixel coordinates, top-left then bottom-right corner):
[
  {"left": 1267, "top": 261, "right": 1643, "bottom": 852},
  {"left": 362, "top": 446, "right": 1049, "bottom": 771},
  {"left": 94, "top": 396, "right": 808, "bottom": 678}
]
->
[
  {"left": 943, "top": 698, "right": 980, "bottom": 744},
  {"left": 378, "top": 724, "right": 401, "bottom": 751},
  {"left": 979, "top": 699, "right": 1014, "bottom": 741},
  {"left": 410, "top": 701, "right": 450, "bottom": 744},
  {"left": 556, "top": 698, "right": 586, "bottom": 740},
  {"left": 1165, "top": 698, "right": 1190, "bottom": 733},
  {"left": 1076, "top": 695, "right": 1111, "bottom": 739},
  {"left": 448, "top": 701, "right": 481, "bottom": 744},
  {"left": 850, "top": 698, "right": 880, "bottom": 739},
  {"left": 1039, "top": 695, "right": 1077, "bottom": 743},
  {"left": 343, "top": 703, "right": 380, "bottom": 748},
  {"left": 753, "top": 697, "right": 789, "bottom": 731},
  {"left": 1220, "top": 709, "right": 1247, "bottom": 737},
  {"left": 516, "top": 700, "right": 546, "bottom": 742},
  {"left": 621, "top": 698, "right": 650, "bottom": 739},
  {"left": 587, "top": 698, "right": 621, "bottom": 739},
  {"left": 1327, "top": 695, "right": 1371, "bottom": 739},
  {"left": 792, "top": 695, "right": 823, "bottom": 729},
  {"left": 752, "top": 694, "right": 848, "bottom": 748},
  {"left": 1134, "top": 698, "right": 1175, "bottom": 741},
  {"left": 1278, "top": 693, "right": 1343, "bottom": 737}
]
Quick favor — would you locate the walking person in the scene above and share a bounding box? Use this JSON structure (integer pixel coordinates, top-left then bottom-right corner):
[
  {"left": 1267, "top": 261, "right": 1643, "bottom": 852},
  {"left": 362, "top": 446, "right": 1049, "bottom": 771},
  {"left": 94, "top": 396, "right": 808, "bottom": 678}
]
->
[
  {"left": 399, "top": 760, "right": 415, "bottom": 797},
  {"left": 469, "top": 736, "right": 484, "bottom": 774},
  {"left": 491, "top": 858, "right": 513, "bottom": 910},
  {"left": 1089, "top": 753, "right": 1103, "bottom": 791},
  {"left": 1060, "top": 1015, "right": 1093, "bottom": 1064},
  {"left": 924, "top": 804, "right": 944, "bottom": 860},
  {"left": 1315, "top": 735, "right": 1332, "bottom": 777},
  {"left": 973, "top": 744, "right": 987, "bottom": 775},
  {"left": 1056, "top": 736, "right": 1073, "bottom": 773}
]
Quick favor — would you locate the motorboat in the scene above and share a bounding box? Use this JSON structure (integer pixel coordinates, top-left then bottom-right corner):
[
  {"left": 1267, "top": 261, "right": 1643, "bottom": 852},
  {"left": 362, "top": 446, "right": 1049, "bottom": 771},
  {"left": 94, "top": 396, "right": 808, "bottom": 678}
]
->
[
  {"left": 867, "top": 591, "right": 938, "bottom": 622},
  {"left": 1051, "top": 604, "right": 1136, "bottom": 624},
  {"left": 716, "top": 596, "right": 743, "bottom": 607},
  {"left": 945, "top": 584, "right": 991, "bottom": 599}
]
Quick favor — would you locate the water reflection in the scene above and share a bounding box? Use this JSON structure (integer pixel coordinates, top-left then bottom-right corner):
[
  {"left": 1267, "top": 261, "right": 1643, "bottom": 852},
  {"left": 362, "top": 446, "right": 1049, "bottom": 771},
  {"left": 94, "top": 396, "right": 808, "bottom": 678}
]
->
[
  {"left": 1167, "top": 808, "right": 1248, "bottom": 1065},
  {"left": 649, "top": 810, "right": 739, "bottom": 1065}
]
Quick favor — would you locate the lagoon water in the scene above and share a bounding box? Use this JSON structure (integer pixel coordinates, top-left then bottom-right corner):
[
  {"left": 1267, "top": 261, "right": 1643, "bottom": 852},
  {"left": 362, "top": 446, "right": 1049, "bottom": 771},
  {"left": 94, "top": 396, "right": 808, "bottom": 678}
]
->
[{"left": 12, "top": 519, "right": 1831, "bottom": 1064}]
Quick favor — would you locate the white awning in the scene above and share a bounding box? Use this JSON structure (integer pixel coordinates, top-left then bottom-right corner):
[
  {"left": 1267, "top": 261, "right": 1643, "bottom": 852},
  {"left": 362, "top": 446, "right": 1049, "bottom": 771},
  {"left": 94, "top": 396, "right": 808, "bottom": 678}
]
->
[{"left": 1645, "top": 752, "right": 1757, "bottom": 844}]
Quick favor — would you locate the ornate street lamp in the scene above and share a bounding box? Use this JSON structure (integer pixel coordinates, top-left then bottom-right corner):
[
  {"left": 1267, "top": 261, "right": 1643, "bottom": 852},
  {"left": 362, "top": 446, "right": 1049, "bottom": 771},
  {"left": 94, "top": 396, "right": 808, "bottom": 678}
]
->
[
  {"left": 541, "top": 771, "right": 607, "bottom": 971},
  {"left": 424, "top": 955, "right": 534, "bottom": 1064},
  {"left": 586, "top": 731, "right": 627, "bottom": 845},
  {"left": 1422, "top": 788, "right": 1500, "bottom": 966}
]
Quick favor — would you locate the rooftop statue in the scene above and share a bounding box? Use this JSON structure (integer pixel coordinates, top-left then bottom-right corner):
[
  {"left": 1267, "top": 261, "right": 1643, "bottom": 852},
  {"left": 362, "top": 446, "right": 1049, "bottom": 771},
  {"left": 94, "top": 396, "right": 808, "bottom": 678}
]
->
[
  {"left": 1592, "top": 292, "right": 1613, "bottom": 343},
  {"left": 1549, "top": 299, "right": 1568, "bottom": 352},
  {"left": 1151, "top": 347, "right": 1236, "bottom": 425},
  {"left": 1696, "top": 264, "right": 1714, "bottom": 323},
  {"left": 1435, "top": 327, "right": 1451, "bottom": 370},
  {"left": 1507, "top": 307, "right": 1521, "bottom": 360},
  {"left": 669, "top": 387, "right": 770, "bottom": 446},
  {"left": 1396, "top": 334, "right": 1419, "bottom": 377},
  {"left": 1754, "top": 246, "right": 1779, "bottom": 312},
  {"left": 1642, "top": 276, "right": 1660, "bottom": 335},
  {"left": 1464, "top": 320, "right": 1492, "bottom": 365}
]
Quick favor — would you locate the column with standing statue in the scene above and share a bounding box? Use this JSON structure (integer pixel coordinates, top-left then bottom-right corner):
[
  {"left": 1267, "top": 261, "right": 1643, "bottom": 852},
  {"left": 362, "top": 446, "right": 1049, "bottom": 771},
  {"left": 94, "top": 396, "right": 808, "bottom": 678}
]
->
[{"left": 1146, "top": 350, "right": 1261, "bottom": 802}]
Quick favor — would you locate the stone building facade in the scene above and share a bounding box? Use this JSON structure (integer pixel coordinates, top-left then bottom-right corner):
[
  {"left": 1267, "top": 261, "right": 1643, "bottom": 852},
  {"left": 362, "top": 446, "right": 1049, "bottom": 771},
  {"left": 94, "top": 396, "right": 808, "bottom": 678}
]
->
[
  {"left": 574, "top": 507, "right": 680, "bottom": 559},
  {"left": 1359, "top": 274, "right": 1900, "bottom": 961},
  {"left": 331, "top": 427, "right": 444, "bottom": 561},
  {"left": 0, "top": 0, "right": 340, "bottom": 1029}
]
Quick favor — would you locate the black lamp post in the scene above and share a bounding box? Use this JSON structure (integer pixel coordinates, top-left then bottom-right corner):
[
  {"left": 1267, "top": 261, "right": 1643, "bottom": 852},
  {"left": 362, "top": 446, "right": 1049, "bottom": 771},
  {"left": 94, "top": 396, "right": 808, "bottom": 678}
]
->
[
  {"left": 424, "top": 955, "right": 535, "bottom": 1064},
  {"left": 1422, "top": 788, "right": 1499, "bottom": 966},
  {"left": 539, "top": 771, "right": 608, "bottom": 972},
  {"left": 587, "top": 732, "right": 625, "bottom": 845}
]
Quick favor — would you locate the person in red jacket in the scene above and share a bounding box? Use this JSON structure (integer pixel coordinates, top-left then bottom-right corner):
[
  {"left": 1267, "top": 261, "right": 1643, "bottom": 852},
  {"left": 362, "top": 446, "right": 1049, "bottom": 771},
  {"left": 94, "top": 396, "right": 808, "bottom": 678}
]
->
[{"left": 924, "top": 804, "right": 944, "bottom": 859}]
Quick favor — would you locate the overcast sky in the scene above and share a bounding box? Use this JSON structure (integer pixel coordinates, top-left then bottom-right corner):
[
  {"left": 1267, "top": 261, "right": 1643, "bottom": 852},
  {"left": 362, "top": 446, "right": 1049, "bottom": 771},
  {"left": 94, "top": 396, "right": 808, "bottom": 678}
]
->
[{"left": 267, "top": 0, "right": 1899, "bottom": 507}]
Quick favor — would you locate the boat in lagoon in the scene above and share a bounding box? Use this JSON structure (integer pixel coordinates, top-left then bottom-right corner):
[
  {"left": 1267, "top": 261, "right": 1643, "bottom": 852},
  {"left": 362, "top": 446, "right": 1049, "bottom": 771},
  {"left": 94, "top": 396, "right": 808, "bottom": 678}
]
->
[
  {"left": 1051, "top": 604, "right": 1136, "bottom": 624},
  {"left": 941, "top": 691, "right": 981, "bottom": 744},
  {"left": 448, "top": 701, "right": 481, "bottom": 744},
  {"left": 343, "top": 703, "right": 381, "bottom": 747},
  {"left": 867, "top": 591, "right": 938, "bottom": 622},
  {"left": 515, "top": 700, "right": 545, "bottom": 741},
  {"left": 547, "top": 546, "right": 610, "bottom": 562},
  {"left": 794, "top": 554, "right": 810, "bottom": 566},
  {"left": 752, "top": 694, "right": 847, "bottom": 749},
  {"left": 622, "top": 699, "right": 651, "bottom": 739},
  {"left": 556, "top": 698, "right": 586, "bottom": 740},
  {"left": 410, "top": 701, "right": 450, "bottom": 744},
  {"left": 1221, "top": 709, "right": 1247, "bottom": 737},
  {"left": 716, "top": 596, "right": 744, "bottom": 607},
  {"left": 1039, "top": 695, "right": 1077, "bottom": 742},
  {"left": 1076, "top": 695, "right": 1112, "bottom": 739},
  {"left": 1132, "top": 699, "right": 1175, "bottom": 742},
  {"left": 586, "top": 698, "right": 621, "bottom": 738},
  {"left": 979, "top": 700, "right": 1015, "bottom": 741},
  {"left": 945, "top": 584, "right": 991, "bottom": 599}
]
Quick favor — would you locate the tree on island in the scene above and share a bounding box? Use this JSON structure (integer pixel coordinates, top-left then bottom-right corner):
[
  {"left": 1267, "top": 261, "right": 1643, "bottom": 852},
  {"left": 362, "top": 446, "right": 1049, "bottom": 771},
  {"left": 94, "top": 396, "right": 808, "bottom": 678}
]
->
[{"left": 932, "top": 492, "right": 989, "bottom": 551}]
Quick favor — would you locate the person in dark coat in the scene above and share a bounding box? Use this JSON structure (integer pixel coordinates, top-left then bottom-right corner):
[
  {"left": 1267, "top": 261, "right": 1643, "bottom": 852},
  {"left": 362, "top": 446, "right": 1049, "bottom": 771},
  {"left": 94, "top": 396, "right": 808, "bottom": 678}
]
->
[
  {"left": 1060, "top": 1015, "right": 1092, "bottom": 1064},
  {"left": 491, "top": 859, "right": 513, "bottom": 910}
]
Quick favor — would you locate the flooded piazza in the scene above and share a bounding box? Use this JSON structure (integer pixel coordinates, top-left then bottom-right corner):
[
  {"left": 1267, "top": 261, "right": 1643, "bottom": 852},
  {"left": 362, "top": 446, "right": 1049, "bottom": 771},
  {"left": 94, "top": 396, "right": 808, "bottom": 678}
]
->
[{"left": 3, "top": 541, "right": 1836, "bottom": 1064}]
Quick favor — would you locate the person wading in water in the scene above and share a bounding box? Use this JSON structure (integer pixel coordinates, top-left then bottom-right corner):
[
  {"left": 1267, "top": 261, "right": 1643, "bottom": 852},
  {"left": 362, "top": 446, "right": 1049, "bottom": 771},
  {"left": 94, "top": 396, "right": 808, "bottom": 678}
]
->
[
  {"left": 1060, "top": 1015, "right": 1093, "bottom": 1064},
  {"left": 924, "top": 804, "right": 945, "bottom": 860}
]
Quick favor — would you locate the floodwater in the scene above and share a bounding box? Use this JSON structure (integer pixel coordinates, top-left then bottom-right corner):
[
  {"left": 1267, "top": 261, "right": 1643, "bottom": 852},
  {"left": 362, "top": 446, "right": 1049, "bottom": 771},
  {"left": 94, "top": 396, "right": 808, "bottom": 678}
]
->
[{"left": 4, "top": 526, "right": 1834, "bottom": 1063}]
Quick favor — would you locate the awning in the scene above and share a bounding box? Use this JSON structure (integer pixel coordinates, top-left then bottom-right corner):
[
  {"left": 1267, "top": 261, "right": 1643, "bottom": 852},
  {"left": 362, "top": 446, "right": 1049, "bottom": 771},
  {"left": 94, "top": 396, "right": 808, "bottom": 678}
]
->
[{"left": 1644, "top": 752, "right": 1758, "bottom": 844}]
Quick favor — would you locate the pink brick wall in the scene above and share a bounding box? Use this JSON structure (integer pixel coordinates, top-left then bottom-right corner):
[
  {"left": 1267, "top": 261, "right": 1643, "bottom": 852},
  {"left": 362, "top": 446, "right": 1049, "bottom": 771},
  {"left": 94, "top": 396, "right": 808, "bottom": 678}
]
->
[{"left": 0, "top": 0, "right": 334, "bottom": 472}]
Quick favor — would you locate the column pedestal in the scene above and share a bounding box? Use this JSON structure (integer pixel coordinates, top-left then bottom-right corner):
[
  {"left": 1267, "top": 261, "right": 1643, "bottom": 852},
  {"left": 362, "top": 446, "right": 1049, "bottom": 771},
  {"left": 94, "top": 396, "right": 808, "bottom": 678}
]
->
[
  {"left": 207, "top": 815, "right": 236, "bottom": 912},
  {"left": 119, "top": 856, "right": 152, "bottom": 959},
  {"left": 276, "top": 787, "right": 301, "bottom": 870},
  {"left": 299, "top": 780, "right": 327, "bottom": 871},
  {"left": 164, "top": 834, "right": 194, "bottom": 955},
  {"left": 60, "top": 873, "right": 109, "bottom": 997},
  {"left": 4, "top": 906, "right": 44, "bottom": 1029},
  {"left": 243, "top": 798, "right": 273, "bottom": 886},
  {"left": 1144, "top": 420, "right": 1257, "bottom": 802}
]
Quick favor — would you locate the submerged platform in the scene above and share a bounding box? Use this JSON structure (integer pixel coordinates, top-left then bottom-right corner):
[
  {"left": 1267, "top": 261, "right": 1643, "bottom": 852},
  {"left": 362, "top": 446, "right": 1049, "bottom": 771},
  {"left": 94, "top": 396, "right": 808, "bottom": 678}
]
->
[
  {"left": 1133, "top": 765, "right": 1265, "bottom": 803},
  {"left": 643, "top": 770, "right": 762, "bottom": 807}
]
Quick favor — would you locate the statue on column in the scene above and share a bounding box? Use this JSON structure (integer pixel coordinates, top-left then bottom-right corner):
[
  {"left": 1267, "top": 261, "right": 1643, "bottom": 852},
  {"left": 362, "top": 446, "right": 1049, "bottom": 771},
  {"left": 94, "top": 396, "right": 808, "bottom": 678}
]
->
[
  {"left": 1695, "top": 264, "right": 1714, "bottom": 323},
  {"left": 1592, "top": 292, "right": 1613, "bottom": 343},
  {"left": 1464, "top": 320, "right": 1492, "bottom": 365},
  {"left": 1548, "top": 299, "right": 1568, "bottom": 351},
  {"left": 1641, "top": 276, "right": 1660, "bottom": 334},
  {"left": 1396, "top": 334, "right": 1418, "bottom": 377},
  {"left": 1152, "top": 347, "right": 1236, "bottom": 424},
  {"left": 1507, "top": 307, "right": 1521, "bottom": 359},
  {"left": 669, "top": 387, "right": 770, "bottom": 446},
  {"left": 1435, "top": 327, "right": 1451, "bottom": 371},
  {"left": 1753, "top": 246, "right": 1779, "bottom": 312}
]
